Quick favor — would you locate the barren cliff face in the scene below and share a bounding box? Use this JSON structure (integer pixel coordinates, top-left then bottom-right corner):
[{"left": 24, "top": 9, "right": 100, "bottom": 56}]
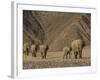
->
[
  {"left": 23, "top": 10, "right": 45, "bottom": 45},
  {"left": 23, "top": 10, "right": 91, "bottom": 51}
]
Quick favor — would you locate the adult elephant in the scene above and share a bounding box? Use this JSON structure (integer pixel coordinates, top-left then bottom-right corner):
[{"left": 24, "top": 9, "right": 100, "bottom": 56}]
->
[
  {"left": 39, "top": 44, "right": 49, "bottom": 59},
  {"left": 30, "top": 44, "right": 38, "bottom": 57},
  {"left": 23, "top": 43, "right": 30, "bottom": 56},
  {"left": 71, "top": 39, "right": 85, "bottom": 59}
]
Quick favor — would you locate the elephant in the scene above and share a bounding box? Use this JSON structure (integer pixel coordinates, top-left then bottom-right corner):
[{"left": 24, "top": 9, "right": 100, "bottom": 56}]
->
[
  {"left": 23, "top": 43, "right": 30, "bottom": 56},
  {"left": 30, "top": 44, "right": 38, "bottom": 57},
  {"left": 71, "top": 39, "right": 85, "bottom": 59},
  {"left": 39, "top": 44, "right": 49, "bottom": 59},
  {"left": 63, "top": 46, "right": 72, "bottom": 59}
]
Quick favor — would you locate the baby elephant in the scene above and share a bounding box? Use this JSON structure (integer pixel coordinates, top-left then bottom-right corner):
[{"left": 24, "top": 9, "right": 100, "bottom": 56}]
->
[{"left": 63, "top": 46, "right": 72, "bottom": 59}]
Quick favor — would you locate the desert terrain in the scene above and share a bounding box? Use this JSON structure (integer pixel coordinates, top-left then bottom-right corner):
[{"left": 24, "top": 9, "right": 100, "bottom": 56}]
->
[
  {"left": 23, "top": 10, "right": 91, "bottom": 69},
  {"left": 23, "top": 46, "right": 90, "bottom": 69}
]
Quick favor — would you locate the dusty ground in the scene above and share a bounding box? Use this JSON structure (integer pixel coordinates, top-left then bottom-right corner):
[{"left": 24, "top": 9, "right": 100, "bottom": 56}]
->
[{"left": 23, "top": 46, "right": 90, "bottom": 69}]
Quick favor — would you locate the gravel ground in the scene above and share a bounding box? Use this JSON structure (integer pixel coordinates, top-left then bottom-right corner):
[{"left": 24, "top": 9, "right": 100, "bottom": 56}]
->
[{"left": 23, "top": 49, "right": 90, "bottom": 69}]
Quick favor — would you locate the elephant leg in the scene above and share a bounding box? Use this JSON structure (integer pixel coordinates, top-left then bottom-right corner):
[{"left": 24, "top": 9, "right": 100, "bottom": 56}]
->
[
  {"left": 65, "top": 55, "right": 67, "bottom": 59},
  {"left": 75, "top": 54, "right": 77, "bottom": 59},
  {"left": 44, "top": 51, "right": 47, "bottom": 59},
  {"left": 26, "top": 51, "right": 28, "bottom": 56},
  {"left": 68, "top": 52, "right": 71, "bottom": 59},
  {"left": 79, "top": 50, "right": 82, "bottom": 59},
  {"left": 24, "top": 50, "right": 25, "bottom": 54},
  {"left": 63, "top": 52, "right": 66, "bottom": 59},
  {"left": 26, "top": 48, "right": 29, "bottom": 56},
  {"left": 43, "top": 53, "right": 44, "bottom": 59},
  {"left": 74, "top": 52, "right": 78, "bottom": 59},
  {"left": 42, "top": 52, "right": 44, "bottom": 59},
  {"left": 41, "top": 52, "right": 44, "bottom": 59},
  {"left": 65, "top": 52, "right": 68, "bottom": 59}
]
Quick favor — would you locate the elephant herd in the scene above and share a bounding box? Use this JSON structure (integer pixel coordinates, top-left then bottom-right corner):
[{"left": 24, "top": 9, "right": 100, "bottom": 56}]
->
[
  {"left": 63, "top": 39, "right": 85, "bottom": 59},
  {"left": 24, "top": 39, "right": 85, "bottom": 59},
  {"left": 24, "top": 43, "right": 49, "bottom": 59}
]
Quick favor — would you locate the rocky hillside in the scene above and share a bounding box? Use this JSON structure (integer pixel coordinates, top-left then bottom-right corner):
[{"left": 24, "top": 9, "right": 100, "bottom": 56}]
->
[
  {"left": 23, "top": 10, "right": 45, "bottom": 45},
  {"left": 23, "top": 10, "right": 91, "bottom": 51}
]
